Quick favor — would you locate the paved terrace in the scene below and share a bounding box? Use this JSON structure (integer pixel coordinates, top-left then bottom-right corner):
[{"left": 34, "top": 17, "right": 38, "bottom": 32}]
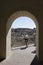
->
[{"left": 0, "top": 44, "right": 41, "bottom": 65}]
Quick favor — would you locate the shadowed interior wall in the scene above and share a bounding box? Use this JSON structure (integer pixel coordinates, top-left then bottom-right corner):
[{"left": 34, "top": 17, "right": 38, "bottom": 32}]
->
[{"left": 0, "top": 0, "right": 43, "bottom": 61}]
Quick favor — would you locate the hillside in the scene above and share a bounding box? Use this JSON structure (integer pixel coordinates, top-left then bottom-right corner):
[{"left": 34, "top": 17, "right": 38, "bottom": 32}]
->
[{"left": 11, "top": 28, "right": 36, "bottom": 47}]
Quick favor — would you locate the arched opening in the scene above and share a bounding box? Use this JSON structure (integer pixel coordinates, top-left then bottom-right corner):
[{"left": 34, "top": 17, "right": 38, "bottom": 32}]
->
[
  {"left": 11, "top": 16, "right": 36, "bottom": 49},
  {"left": 6, "top": 11, "right": 39, "bottom": 59}
]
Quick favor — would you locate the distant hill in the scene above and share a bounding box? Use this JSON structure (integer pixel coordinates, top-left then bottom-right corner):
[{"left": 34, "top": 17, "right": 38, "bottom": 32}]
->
[
  {"left": 11, "top": 28, "right": 36, "bottom": 47},
  {"left": 11, "top": 28, "right": 36, "bottom": 35}
]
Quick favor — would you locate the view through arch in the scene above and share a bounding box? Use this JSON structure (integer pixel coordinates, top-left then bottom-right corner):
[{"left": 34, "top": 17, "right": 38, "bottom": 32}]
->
[
  {"left": 6, "top": 11, "right": 39, "bottom": 60},
  {"left": 11, "top": 16, "right": 36, "bottom": 50},
  {"left": 8, "top": 16, "right": 37, "bottom": 65}
]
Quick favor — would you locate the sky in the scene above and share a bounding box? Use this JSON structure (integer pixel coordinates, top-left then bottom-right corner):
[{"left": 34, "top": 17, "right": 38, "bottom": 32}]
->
[{"left": 11, "top": 16, "right": 36, "bottom": 29}]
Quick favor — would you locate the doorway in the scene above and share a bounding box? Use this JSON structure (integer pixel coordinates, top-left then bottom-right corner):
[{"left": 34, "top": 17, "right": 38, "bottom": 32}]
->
[
  {"left": 6, "top": 11, "right": 39, "bottom": 59},
  {"left": 11, "top": 16, "right": 36, "bottom": 51}
]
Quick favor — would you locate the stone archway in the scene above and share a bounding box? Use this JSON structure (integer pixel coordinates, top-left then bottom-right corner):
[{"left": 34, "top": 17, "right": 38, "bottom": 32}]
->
[{"left": 6, "top": 11, "right": 39, "bottom": 58}]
